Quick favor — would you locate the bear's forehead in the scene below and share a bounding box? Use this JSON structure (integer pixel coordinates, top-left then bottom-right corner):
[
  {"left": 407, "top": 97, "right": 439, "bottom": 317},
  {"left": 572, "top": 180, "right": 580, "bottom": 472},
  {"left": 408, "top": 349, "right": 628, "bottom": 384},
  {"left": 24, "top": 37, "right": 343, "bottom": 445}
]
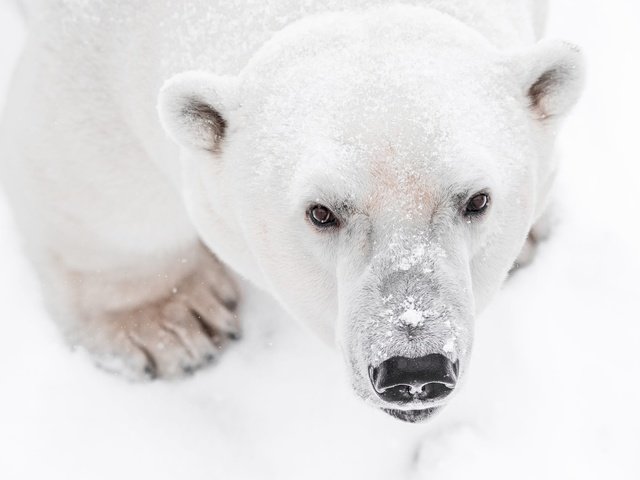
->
[
  {"left": 249, "top": 44, "right": 505, "bottom": 115},
  {"left": 241, "top": 5, "right": 512, "bottom": 121},
  {"left": 240, "top": 9, "right": 528, "bottom": 213},
  {"left": 244, "top": 45, "right": 516, "bottom": 156},
  {"left": 364, "top": 146, "right": 439, "bottom": 215}
]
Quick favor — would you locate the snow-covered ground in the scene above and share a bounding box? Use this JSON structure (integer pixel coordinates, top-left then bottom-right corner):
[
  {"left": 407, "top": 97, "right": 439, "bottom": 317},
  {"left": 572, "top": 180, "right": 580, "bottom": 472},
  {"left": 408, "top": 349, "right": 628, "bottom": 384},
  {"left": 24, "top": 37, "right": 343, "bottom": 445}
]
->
[{"left": 0, "top": 1, "right": 638, "bottom": 479}]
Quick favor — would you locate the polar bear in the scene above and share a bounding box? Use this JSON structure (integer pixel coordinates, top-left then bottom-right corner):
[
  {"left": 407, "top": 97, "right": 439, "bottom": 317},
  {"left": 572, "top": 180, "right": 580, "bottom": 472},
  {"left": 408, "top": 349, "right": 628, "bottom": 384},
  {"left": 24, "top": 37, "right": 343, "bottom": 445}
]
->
[{"left": 0, "top": 0, "right": 583, "bottom": 422}]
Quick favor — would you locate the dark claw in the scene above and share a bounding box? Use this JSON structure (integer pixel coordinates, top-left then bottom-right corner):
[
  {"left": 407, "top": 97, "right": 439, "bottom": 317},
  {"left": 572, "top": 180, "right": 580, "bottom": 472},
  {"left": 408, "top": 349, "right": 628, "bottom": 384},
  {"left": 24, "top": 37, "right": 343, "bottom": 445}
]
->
[
  {"left": 189, "top": 308, "right": 216, "bottom": 338},
  {"left": 227, "top": 331, "right": 241, "bottom": 341},
  {"left": 223, "top": 298, "right": 238, "bottom": 311},
  {"left": 143, "top": 364, "right": 158, "bottom": 380}
]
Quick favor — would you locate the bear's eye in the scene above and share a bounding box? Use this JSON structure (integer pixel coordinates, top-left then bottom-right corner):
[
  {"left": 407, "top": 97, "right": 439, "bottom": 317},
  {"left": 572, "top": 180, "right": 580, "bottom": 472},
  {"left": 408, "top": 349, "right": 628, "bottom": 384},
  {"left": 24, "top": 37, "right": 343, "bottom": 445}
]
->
[
  {"left": 308, "top": 204, "right": 338, "bottom": 228},
  {"left": 465, "top": 193, "right": 490, "bottom": 215}
]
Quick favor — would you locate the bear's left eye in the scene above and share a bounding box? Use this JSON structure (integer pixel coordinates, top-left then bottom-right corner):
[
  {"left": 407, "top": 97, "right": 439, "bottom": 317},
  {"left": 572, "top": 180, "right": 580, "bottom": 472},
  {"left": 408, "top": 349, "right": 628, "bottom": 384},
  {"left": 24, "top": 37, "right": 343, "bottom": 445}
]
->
[
  {"left": 308, "top": 204, "right": 339, "bottom": 228},
  {"left": 465, "top": 192, "right": 490, "bottom": 216}
]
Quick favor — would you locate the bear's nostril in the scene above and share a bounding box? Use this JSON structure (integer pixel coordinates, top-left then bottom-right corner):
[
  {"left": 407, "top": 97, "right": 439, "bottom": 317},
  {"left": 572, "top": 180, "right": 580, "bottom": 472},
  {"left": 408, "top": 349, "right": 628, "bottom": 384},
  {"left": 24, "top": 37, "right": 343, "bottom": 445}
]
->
[
  {"left": 421, "top": 382, "right": 451, "bottom": 401},
  {"left": 369, "top": 354, "right": 458, "bottom": 404}
]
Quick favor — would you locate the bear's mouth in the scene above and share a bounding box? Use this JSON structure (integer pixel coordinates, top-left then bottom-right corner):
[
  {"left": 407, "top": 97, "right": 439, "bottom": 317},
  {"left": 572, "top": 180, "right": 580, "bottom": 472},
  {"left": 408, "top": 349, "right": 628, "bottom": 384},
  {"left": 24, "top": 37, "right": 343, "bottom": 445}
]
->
[{"left": 382, "top": 407, "right": 440, "bottom": 423}]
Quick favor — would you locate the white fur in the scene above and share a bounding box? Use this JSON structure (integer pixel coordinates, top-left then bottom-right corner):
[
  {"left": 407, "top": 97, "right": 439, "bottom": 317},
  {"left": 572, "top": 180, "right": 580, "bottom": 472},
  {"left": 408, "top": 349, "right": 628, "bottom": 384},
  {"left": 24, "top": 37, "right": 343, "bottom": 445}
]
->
[{"left": 0, "top": 0, "right": 583, "bottom": 417}]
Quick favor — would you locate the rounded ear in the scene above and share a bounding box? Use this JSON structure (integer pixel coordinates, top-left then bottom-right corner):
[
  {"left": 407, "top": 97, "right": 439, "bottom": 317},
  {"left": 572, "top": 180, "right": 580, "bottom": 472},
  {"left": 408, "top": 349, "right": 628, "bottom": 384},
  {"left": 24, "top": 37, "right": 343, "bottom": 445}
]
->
[
  {"left": 515, "top": 39, "right": 585, "bottom": 121},
  {"left": 157, "top": 71, "right": 239, "bottom": 152}
]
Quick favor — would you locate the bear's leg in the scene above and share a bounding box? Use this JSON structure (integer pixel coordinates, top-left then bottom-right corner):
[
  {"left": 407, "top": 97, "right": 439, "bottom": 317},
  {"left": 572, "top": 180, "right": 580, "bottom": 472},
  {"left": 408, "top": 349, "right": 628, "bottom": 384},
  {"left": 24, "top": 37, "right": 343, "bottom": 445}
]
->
[
  {"left": 46, "top": 242, "right": 241, "bottom": 380},
  {"left": 511, "top": 208, "right": 554, "bottom": 272},
  {"left": 2, "top": 43, "right": 241, "bottom": 380}
]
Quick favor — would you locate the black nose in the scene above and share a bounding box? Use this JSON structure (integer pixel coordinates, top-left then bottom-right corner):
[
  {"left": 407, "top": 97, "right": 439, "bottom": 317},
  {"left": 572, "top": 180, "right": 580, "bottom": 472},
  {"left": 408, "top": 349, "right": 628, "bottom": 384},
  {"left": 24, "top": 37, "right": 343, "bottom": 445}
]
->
[{"left": 369, "top": 354, "right": 459, "bottom": 404}]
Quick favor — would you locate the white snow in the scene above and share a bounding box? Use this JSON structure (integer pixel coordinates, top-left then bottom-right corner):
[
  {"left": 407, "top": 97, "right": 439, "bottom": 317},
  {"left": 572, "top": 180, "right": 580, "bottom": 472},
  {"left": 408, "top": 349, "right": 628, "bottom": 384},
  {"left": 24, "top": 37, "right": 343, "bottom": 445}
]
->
[
  {"left": 1, "top": 1, "right": 639, "bottom": 479},
  {"left": 442, "top": 337, "right": 455, "bottom": 354},
  {"left": 400, "top": 308, "right": 425, "bottom": 327}
]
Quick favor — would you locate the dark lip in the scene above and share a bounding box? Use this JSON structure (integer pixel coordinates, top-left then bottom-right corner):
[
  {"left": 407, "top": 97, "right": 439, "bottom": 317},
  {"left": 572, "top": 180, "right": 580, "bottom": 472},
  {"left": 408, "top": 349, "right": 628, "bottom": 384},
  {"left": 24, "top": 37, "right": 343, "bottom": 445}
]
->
[{"left": 382, "top": 407, "right": 440, "bottom": 423}]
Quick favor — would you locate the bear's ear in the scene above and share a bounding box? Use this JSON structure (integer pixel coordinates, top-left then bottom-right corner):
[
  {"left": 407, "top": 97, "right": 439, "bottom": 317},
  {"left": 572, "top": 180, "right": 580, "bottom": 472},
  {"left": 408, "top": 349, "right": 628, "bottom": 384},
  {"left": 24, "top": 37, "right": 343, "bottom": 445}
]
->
[
  {"left": 157, "top": 71, "right": 239, "bottom": 152},
  {"left": 517, "top": 40, "right": 585, "bottom": 121}
]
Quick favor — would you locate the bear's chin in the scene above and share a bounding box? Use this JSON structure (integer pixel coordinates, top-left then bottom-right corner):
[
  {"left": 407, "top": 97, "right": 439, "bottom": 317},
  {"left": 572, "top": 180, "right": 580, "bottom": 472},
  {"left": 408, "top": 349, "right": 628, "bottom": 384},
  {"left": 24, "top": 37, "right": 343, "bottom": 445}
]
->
[{"left": 382, "top": 407, "right": 440, "bottom": 423}]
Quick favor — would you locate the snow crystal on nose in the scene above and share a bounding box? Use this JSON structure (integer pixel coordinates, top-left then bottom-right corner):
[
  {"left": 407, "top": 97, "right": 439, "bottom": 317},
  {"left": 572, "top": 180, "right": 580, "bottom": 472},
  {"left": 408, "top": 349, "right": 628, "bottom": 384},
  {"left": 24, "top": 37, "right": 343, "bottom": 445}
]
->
[
  {"left": 394, "top": 243, "right": 426, "bottom": 272},
  {"left": 443, "top": 337, "right": 455, "bottom": 353},
  {"left": 399, "top": 308, "right": 424, "bottom": 327}
]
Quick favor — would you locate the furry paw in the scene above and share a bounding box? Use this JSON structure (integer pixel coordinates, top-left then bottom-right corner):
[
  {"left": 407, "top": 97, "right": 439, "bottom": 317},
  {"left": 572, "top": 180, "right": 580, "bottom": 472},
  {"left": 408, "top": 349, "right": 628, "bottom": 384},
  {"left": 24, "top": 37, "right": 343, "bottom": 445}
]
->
[{"left": 73, "top": 252, "right": 240, "bottom": 380}]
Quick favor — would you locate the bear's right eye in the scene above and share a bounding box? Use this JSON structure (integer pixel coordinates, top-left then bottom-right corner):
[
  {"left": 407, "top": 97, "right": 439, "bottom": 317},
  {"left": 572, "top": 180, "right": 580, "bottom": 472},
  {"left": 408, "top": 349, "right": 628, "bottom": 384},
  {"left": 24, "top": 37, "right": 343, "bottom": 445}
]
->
[{"left": 308, "top": 204, "right": 339, "bottom": 229}]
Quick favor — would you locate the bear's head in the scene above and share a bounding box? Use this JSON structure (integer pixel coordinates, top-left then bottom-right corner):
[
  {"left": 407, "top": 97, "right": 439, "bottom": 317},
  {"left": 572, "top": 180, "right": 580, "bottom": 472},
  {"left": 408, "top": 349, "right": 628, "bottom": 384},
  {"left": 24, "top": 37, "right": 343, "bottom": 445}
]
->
[{"left": 158, "top": 6, "right": 584, "bottom": 422}]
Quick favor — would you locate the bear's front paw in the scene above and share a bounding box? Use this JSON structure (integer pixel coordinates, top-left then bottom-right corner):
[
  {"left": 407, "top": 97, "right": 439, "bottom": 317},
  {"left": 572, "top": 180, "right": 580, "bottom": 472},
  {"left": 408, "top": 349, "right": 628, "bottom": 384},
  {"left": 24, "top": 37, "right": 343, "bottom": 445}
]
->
[
  {"left": 510, "top": 211, "right": 553, "bottom": 274},
  {"left": 74, "top": 254, "right": 241, "bottom": 380}
]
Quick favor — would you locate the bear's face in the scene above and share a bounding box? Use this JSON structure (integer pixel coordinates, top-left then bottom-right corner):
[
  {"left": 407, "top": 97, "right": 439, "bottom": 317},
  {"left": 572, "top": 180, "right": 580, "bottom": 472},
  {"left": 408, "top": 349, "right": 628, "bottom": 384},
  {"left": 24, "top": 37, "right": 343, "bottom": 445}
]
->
[{"left": 159, "top": 6, "right": 583, "bottom": 422}]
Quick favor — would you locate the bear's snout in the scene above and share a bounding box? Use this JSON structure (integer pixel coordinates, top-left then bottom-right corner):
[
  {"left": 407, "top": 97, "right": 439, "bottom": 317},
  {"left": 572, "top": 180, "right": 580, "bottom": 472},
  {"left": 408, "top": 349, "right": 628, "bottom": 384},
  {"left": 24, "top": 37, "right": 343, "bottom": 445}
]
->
[{"left": 369, "top": 354, "right": 458, "bottom": 405}]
